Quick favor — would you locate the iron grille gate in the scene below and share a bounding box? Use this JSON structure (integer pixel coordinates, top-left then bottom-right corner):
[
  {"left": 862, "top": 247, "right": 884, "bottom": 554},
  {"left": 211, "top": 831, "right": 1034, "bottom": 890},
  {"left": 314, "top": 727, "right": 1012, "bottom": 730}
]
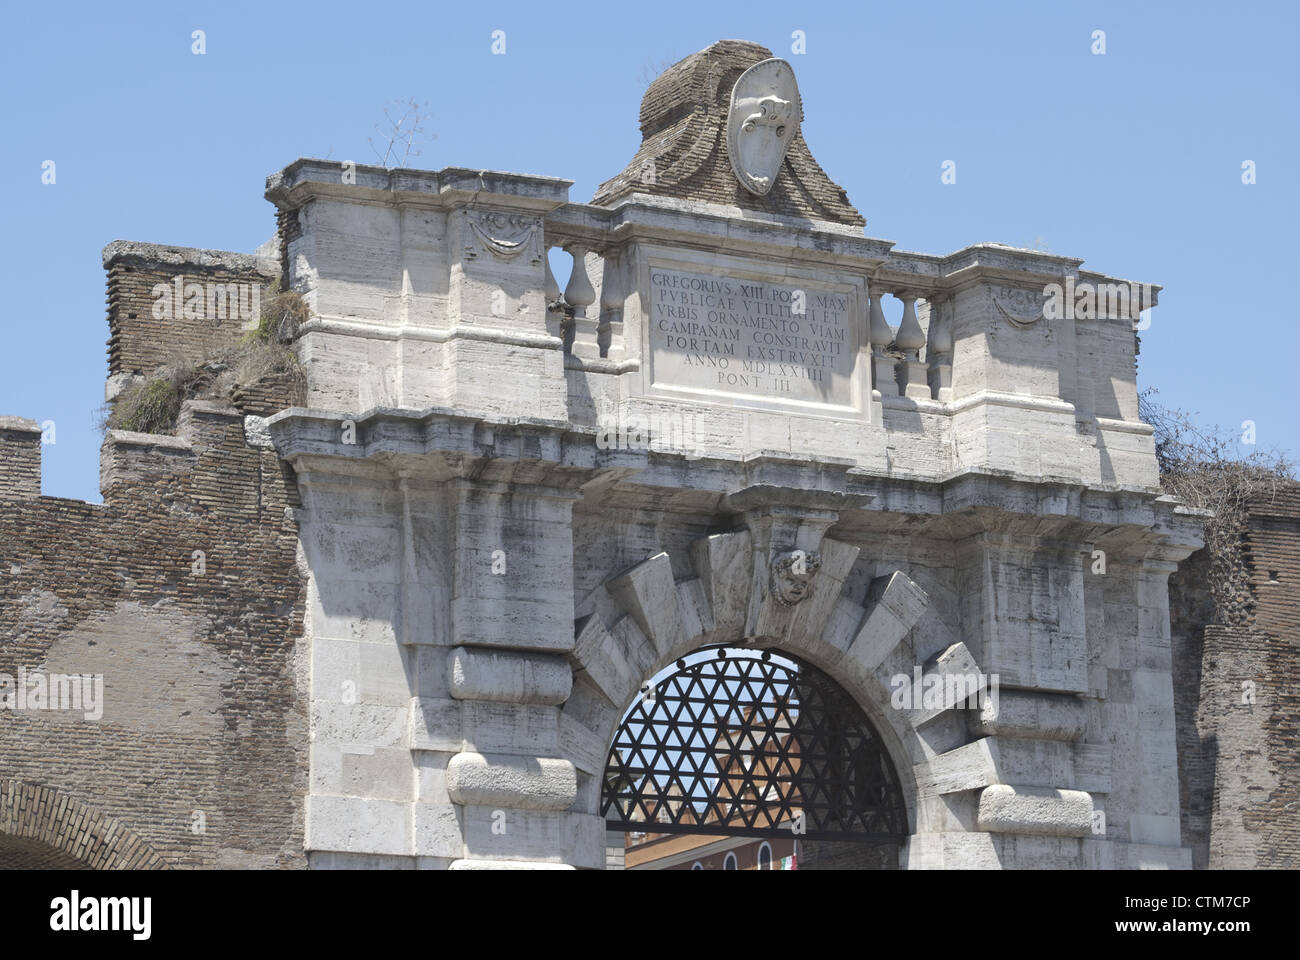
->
[{"left": 601, "top": 646, "right": 907, "bottom": 844}]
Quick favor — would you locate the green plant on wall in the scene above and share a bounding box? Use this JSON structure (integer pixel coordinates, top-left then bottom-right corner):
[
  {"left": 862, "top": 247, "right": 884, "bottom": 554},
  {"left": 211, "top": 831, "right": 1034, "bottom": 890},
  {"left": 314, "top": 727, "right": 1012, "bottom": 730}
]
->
[
  {"left": 245, "top": 288, "right": 310, "bottom": 345},
  {"left": 101, "top": 287, "right": 310, "bottom": 436},
  {"left": 109, "top": 376, "right": 182, "bottom": 434}
]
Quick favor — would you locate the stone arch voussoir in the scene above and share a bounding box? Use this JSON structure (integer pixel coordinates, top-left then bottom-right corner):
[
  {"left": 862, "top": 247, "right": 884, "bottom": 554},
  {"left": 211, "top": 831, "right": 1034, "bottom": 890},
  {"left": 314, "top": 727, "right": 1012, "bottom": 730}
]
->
[{"left": 561, "top": 530, "right": 991, "bottom": 840}]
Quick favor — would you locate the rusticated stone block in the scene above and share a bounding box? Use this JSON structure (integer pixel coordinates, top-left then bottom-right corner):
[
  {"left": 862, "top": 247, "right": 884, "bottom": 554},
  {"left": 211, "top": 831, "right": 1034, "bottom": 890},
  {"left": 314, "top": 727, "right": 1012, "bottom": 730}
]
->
[
  {"left": 449, "top": 646, "right": 571, "bottom": 705},
  {"left": 977, "top": 784, "right": 1093, "bottom": 837},
  {"left": 446, "top": 752, "right": 577, "bottom": 811}
]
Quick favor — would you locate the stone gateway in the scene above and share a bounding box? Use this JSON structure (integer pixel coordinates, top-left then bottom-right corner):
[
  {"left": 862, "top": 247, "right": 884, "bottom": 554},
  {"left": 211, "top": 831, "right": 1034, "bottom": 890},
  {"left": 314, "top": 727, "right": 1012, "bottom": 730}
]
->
[{"left": 0, "top": 39, "right": 1221, "bottom": 870}]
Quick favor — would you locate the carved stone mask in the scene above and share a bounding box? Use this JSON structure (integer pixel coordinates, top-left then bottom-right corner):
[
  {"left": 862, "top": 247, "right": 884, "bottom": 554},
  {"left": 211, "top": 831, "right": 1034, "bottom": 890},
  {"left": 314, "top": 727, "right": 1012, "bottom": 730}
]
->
[
  {"left": 727, "top": 58, "right": 801, "bottom": 196},
  {"left": 771, "top": 549, "right": 822, "bottom": 605}
]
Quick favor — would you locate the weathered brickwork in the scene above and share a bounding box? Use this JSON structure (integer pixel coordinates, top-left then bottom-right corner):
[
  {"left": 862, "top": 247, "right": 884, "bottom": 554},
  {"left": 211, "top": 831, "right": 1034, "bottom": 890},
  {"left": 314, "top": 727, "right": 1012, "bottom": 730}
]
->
[
  {"left": 275, "top": 207, "right": 302, "bottom": 293},
  {"left": 0, "top": 419, "right": 41, "bottom": 500},
  {"left": 231, "top": 371, "right": 307, "bottom": 418},
  {"left": 1171, "top": 482, "right": 1300, "bottom": 869},
  {"left": 593, "top": 40, "right": 864, "bottom": 226},
  {"left": 0, "top": 780, "right": 167, "bottom": 869},
  {"left": 0, "top": 326, "right": 308, "bottom": 867},
  {"left": 1245, "top": 486, "right": 1300, "bottom": 640},
  {"left": 104, "top": 241, "right": 279, "bottom": 381}
]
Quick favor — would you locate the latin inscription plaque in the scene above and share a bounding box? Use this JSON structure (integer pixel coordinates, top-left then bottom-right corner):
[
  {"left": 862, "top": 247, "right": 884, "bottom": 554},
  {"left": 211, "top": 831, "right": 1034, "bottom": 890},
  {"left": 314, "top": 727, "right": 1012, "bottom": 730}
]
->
[{"left": 648, "top": 265, "right": 859, "bottom": 412}]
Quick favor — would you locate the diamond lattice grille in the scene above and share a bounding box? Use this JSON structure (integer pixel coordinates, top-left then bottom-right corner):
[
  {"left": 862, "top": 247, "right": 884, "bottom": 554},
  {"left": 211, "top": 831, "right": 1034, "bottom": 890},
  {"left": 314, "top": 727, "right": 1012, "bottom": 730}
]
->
[{"left": 601, "top": 647, "right": 907, "bottom": 843}]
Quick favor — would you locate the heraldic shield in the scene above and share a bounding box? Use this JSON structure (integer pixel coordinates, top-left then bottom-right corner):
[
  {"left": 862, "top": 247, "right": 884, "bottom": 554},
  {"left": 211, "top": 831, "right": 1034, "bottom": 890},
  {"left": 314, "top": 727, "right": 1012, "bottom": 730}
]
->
[{"left": 726, "top": 58, "right": 803, "bottom": 196}]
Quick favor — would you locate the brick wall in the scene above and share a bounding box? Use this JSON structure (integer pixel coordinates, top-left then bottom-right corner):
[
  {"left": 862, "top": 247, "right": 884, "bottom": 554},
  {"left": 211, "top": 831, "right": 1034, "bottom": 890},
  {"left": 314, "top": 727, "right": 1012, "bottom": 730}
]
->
[
  {"left": 0, "top": 400, "right": 308, "bottom": 868},
  {"left": 0, "top": 241, "right": 308, "bottom": 867},
  {"left": 0, "top": 780, "right": 168, "bottom": 869},
  {"left": 1245, "top": 485, "right": 1300, "bottom": 639},
  {"left": 0, "top": 418, "right": 41, "bottom": 499},
  {"left": 1171, "top": 480, "right": 1300, "bottom": 868},
  {"left": 103, "top": 241, "right": 280, "bottom": 380}
]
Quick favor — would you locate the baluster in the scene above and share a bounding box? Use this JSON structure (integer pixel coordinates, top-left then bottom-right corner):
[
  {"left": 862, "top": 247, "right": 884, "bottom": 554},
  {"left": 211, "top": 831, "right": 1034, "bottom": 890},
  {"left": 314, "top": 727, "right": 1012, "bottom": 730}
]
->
[
  {"left": 927, "top": 293, "right": 954, "bottom": 401},
  {"left": 563, "top": 244, "right": 596, "bottom": 316},
  {"left": 598, "top": 251, "right": 622, "bottom": 359},
  {"left": 544, "top": 249, "right": 560, "bottom": 304},
  {"left": 894, "top": 292, "right": 929, "bottom": 399},
  {"left": 868, "top": 290, "right": 897, "bottom": 397},
  {"left": 543, "top": 244, "right": 567, "bottom": 349},
  {"left": 562, "top": 244, "right": 596, "bottom": 357}
]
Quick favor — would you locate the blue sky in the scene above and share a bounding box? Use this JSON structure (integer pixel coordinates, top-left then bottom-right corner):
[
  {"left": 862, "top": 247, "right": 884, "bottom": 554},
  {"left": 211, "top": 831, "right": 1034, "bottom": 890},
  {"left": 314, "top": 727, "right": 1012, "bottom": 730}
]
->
[{"left": 2, "top": 0, "right": 1295, "bottom": 502}]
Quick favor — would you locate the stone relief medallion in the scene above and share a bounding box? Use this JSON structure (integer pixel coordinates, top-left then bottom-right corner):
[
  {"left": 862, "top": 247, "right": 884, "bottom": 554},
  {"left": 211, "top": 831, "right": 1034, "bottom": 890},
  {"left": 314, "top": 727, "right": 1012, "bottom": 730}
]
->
[
  {"left": 771, "top": 549, "right": 822, "bottom": 605},
  {"left": 726, "top": 58, "right": 802, "bottom": 196},
  {"left": 464, "top": 211, "right": 543, "bottom": 265},
  {"left": 993, "top": 285, "right": 1045, "bottom": 328}
]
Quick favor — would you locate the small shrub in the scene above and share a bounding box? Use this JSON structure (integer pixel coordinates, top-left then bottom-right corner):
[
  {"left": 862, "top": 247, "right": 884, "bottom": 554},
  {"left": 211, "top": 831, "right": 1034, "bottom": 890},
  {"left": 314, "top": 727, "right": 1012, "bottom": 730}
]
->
[
  {"left": 101, "top": 290, "right": 310, "bottom": 435},
  {"left": 245, "top": 289, "right": 310, "bottom": 345},
  {"left": 1141, "top": 388, "right": 1295, "bottom": 626},
  {"left": 233, "top": 341, "right": 308, "bottom": 407},
  {"left": 109, "top": 376, "right": 182, "bottom": 434}
]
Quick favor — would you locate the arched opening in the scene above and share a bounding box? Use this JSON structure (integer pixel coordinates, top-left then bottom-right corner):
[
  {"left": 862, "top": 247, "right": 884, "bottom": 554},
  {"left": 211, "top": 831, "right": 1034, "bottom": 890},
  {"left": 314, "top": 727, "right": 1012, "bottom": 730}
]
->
[
  {"left": 602, "top": 645, "right": 908, "bottom": 870},
  {"left": 0, "top": 834, "right": 92, "bottom": 870},
  {"left": 0, "top": 780, "right": 167, "bottom": 870}
]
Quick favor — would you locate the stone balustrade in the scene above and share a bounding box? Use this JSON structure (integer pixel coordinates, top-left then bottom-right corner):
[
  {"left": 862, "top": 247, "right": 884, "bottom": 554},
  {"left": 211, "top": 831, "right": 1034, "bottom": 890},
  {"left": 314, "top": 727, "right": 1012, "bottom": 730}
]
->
[
  {"left": 542, "top": 240, "right": 627, "bottom": 364},
  {"left": 544, "top": 225, "right": 963, "bottom": 403},
  {"left": 866, "top": 288, "right": 954, "bottom": 402},
  {"left": 542, "top": 208, "right": 1152, "bottom": 413},
  {"left": 257, "top": 157, "right": 1163, "bottom": 488}
]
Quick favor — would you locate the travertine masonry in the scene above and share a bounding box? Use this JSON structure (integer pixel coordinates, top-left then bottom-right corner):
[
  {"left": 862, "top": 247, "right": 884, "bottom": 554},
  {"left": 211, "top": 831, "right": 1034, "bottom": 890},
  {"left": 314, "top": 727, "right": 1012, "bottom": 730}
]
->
[{"left": 0, "top": 37, "right": 1227, "bottom": 871}]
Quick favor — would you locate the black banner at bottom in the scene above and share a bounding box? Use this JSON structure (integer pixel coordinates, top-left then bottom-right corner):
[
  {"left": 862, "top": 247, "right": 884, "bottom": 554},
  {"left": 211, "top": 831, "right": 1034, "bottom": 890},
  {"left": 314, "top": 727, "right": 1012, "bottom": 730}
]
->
[{"left": 0, "top": 867, "right": 1280, "bottom": 947}]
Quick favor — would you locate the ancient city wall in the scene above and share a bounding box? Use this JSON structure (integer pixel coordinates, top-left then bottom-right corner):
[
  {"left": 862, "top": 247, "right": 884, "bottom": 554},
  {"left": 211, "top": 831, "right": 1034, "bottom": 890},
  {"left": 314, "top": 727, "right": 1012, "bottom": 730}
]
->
[
  {"left": 1171, "top": 483, "right": 1300, "bottom": 869},
  {"left": 0, "top": 293, "right": 309, "bottom": 866},
  {"left": 103, "top": 241, "right": 280, "bottom": 396}
]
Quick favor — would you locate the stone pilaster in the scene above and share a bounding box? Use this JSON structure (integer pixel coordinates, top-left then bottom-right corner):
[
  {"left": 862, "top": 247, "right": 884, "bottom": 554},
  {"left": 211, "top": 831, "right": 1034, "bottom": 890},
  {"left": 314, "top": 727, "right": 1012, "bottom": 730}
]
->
[
  {"left": 906, "top": 533, "right": 1099, "bottom": 869},
  {"left": 438, "top": 476, "right": 601, "bottom": 868},
  {"left": 273, "top": 409, "right": 606, "bottom": 868},
  {"left": 1081, "top": 548, "right": 1195, "bottom": 868}
]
